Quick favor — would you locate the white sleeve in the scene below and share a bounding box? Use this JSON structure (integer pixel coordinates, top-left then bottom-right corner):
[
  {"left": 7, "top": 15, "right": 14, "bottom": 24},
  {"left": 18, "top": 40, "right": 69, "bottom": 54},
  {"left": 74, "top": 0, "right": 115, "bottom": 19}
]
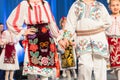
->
[
  {"left": 45, "top": 1, "right": 61, "bottom": 41},
  {"left": 63, "top": 2, "right": 78, "bottom": 39},
  {"left": 6, "top": 1, "right": 26, "bottom": 40},
  {"left": 100, "top": 4, "right": 112, "bottom": 29}
]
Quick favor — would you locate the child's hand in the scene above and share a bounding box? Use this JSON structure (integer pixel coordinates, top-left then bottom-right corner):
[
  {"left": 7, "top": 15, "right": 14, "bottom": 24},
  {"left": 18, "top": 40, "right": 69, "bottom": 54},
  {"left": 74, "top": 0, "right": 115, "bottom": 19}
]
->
[
  {"left": 58, "top": 38, "right": 69, "bottom": 49},
  {"left": 58, "top": 39, "right": 66, "bottom": 50},
  {"left": 69, "top": 41, "right": 76, "bottom": 47},
  {"left": 63, "top": 38, "right": 69, "bottom": 48}
]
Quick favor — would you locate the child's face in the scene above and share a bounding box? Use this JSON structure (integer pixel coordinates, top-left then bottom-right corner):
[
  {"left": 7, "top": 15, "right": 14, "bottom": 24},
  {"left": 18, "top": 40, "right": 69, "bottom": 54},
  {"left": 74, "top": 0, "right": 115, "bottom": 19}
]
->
[
  {"left": 0, "top": 24, "right": 3, "bottom": 32},
  {"left": 109, "top": 0, "right": 120, "bottom": 14}
]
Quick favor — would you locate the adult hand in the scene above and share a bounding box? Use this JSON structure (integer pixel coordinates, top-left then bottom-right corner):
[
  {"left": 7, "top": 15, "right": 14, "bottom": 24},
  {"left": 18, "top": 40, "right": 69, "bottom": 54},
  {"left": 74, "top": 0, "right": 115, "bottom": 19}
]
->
[{"left": 24, "top": 28, "right": 36, "bottom": 36}]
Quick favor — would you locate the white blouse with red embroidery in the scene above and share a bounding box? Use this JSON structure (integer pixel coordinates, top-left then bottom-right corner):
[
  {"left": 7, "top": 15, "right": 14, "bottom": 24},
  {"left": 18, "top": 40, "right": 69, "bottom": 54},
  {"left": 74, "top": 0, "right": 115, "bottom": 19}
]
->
[
  {"left": 7, "top": 0, "right": 60, "bottom": 40},
  {"left": 106, "top": 16, "right": 120, "bottom": 36}
]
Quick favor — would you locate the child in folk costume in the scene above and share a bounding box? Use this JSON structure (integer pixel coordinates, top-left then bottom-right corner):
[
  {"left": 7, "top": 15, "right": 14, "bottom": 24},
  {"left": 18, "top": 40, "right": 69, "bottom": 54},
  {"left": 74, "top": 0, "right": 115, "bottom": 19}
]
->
[
  {"left": 0, "top": 23, "right": 5, "bottom": 80},
  {"left": 6, "top": 0, "right": 62, "bottom": 80},
  {"left": 0, "top": 23, "right": 4, "bottom": 48},
  {"left": 58, "top": 0, "right": 112, "bottom": 80},
  {"left": 0, "top": 30, "right": 19, "bottom": 80},
  {"left": 106, "top": 0, "right": 120, "bottom": 80},
  {"left": 59, "top": 16, "right": 77, "bottom": 80}
]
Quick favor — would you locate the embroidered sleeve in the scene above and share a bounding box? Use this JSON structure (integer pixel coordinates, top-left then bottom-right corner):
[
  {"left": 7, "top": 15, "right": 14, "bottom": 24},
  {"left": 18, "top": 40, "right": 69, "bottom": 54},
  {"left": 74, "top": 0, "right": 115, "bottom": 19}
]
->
[
  {"left": 99, "top": 3, "right": 112, "bottom": 29},
  {"left": 45, "top": 1, "right": 61, "bottom": 41},
  {"left": 6, "top": 1, "right": 26, "bottom": 40},
  {"left": 63, "top": 1, "right": 78, "bottom": 39}
]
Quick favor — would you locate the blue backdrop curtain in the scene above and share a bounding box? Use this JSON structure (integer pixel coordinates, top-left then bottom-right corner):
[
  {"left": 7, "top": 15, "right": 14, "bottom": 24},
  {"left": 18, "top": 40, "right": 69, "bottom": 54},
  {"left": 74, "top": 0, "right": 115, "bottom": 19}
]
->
[
  {"left": 0, "top": 0, "right": 75, "bottom": 28},
  {"left": 0, "top": 0, "right": 109, "bottom": 63},
  {"left": 0, "top": 0, "right": 109, "bottom": 28}
]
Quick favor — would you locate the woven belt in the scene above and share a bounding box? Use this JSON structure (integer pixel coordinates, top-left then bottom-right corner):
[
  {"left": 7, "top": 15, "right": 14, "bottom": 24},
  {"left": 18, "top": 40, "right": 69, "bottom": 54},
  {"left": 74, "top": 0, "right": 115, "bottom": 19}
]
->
[
  {"left": 76, "top": 27, "right": 105, "bottom": 36},
  {"left": 107, "top": 35, "right": 120, "bottom": 38}
]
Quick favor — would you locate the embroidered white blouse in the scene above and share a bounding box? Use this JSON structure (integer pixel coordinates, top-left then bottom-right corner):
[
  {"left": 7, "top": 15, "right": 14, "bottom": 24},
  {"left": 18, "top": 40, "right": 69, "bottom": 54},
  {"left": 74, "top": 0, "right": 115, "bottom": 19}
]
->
[
  {"left": 6, "top": 0, "right": 60, "bottom": 40},
  {"left": 64, "top": 0, "right": 111, "bottom": 37},
  {"left": 62, "top": 0, "right": 112, "bottom": 58},
  {"left": 106, "top": 16, "right": 120, "bottom": 36}
]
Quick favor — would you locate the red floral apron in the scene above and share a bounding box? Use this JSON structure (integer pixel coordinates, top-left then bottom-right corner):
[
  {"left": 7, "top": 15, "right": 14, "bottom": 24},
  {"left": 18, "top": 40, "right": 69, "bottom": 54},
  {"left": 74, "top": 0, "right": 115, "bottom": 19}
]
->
[{"left": 27, "top": 24, "right": 57, "bottom": 68}]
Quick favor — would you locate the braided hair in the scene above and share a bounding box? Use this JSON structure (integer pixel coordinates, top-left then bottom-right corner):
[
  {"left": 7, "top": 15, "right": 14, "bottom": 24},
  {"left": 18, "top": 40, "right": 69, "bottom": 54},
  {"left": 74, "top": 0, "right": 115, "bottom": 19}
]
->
[
  {"left": 27, "top": 0, "right": 44, "bottom": 9},
  {"left": 27, "top": 0, "right": 32, "bottom": 9}
]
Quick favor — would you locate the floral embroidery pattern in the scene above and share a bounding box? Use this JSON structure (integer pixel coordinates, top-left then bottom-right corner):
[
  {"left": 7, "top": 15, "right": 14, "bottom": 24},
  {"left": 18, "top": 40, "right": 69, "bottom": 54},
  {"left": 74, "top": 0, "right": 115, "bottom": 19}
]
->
[
  {"left": 31, "top": 56, "right": 39, "bottom": 65},
  {"left": 108, "top": 37, "right": 120, "bottom": 67},
  {"left": 74, "top": 1, "right": 102, "bottom": 20},
  {"left": 28, "top": 24, "right": 56, "bottom": 67},
  {"left": 40, "top": 41, "right": 49, "bottom": 48},
  {"left": 41, "top": 57, "right": 49, "bottom": 66},
  {"left": 50, "top": 43, "right": 56, "bottom": 52},
  {"left": 61, "top": 44, "right": 76, "bottom": 68},
  {"left": 50, "top": 38, "right": 57, "bottom": 52},
  {"left": 76, "top": 39, "right": 108, "bottom": 55},
  {"left": 29, "top": 44, "right": 38, "bottom": 52},
  {"left": 90, "top": 6, "right": 101, "bottom": 20},
  {"left": 38, "top": 52, "right": 54, "bottom": 66},
  {"left": 4, "top": 44, "right": 16, "bottom": 64},
  {"left": 74, "top": 2, "right": 85, "bottom": 20},
  {"left": 63, "top": 30, "right": 73, "bottom": 40},
  {"left": 41, "top": 27, "right": 48, "bottom": 33}
]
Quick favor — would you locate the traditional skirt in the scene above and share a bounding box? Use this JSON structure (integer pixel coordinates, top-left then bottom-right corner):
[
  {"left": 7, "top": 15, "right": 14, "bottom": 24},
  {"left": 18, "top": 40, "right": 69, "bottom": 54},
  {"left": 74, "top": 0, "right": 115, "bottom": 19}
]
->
[
  {"left": 59, "top": 43, "right": 77, "bottom": 70},
  {"left": 27, "top": 24, "right": 57, "bottom": 68},
  {"left": 0, "top": 43, "right": 19, "bottom": 70},
  {"left": 107, "top": 35, "right": 120, "bottom": 68},
  {"left": 23, "top": 24, "right": 60, "bottom": 77},
  {"left": 4, "top": 44, "right": 15, "bottom": 64}
]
